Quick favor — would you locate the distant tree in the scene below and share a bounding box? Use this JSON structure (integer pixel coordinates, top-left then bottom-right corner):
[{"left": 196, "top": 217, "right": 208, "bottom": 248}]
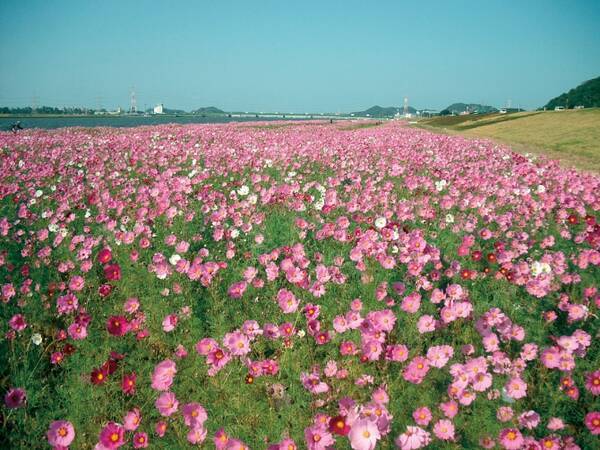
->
[{"left": 439, "top": 109, "right": 451, "bottom": 116}]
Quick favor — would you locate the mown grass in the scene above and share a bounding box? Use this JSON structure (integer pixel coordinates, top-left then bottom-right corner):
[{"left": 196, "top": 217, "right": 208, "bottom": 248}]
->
[{"left": 417, "top": 109, "right": 600, "bottom": 172}]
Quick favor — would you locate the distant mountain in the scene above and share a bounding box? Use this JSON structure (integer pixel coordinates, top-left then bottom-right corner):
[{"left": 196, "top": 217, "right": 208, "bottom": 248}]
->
[
  {"left": 444, "top": 103, "right": 498, "bottom": 114},
  {"left": 192, "top": 106, "right": 226, "bottom": 115},
  {"left": 543, "top": 76, "right": 600, "bottom": 109},
  {"left": 351, "top": 105, "right": 417, "bottom": 117}
]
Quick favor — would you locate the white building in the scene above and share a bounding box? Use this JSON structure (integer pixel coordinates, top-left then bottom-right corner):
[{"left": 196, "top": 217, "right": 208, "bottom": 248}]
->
[{"left": 153, "top": 103, "right": 164, "bottom": 114}]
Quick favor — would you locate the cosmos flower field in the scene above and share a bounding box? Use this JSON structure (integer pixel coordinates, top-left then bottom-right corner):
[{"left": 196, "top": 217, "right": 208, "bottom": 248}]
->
[{"left": 1, "top": 121, "right": 599, "bottom": 449}]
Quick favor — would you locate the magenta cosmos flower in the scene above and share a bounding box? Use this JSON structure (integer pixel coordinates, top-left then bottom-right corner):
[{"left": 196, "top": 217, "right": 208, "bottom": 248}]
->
[
  {"left": 585, "top": 411, "right": 600, "bottom": 435},
  {"left": 47, "top": 420, "right": 75, "bottom": 447},
  {"left": 133, "top": 432, "right": 149, "bottom": 448},
  {"left": 585, "top": 370, "right": 600, "bottom": 395},
  {"left": 106, "top": 315, "right": 129, "bottom": 336},
  {"left": 4, "top": 387, "right": 26, "bottom": 408},
  {"left": 99, "top": 422, "right": 125, "bottom": 449},
  {"left": 104, "top": 263, "right": 121, "bottom": 281}
]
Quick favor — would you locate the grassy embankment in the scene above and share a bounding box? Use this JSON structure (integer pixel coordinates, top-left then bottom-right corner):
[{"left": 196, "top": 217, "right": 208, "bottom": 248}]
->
[{"left": 417, "top": 109, "right": 600, "bottom": 172}]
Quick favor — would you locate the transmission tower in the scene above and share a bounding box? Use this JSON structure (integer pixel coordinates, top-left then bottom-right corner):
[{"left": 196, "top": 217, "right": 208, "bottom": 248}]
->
[
  {"left": 130, "top": 86, "right": 137, "bottom": 113},
  {"left": 403, "top": 97, "right": 409, "bottom": 116}
]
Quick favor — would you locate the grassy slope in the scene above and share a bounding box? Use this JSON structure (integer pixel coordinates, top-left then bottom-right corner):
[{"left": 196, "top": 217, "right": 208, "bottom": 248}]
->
[{"left": 418, "top": 109, "right": 600, "bottom": 172}]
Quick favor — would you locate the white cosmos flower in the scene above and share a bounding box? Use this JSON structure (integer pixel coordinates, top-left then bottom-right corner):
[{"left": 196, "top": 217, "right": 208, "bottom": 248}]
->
[
  {"left": 445, "top": 214, "right": 455, "bottom": 224},
  {"left": 230, "top": 228, "right": 240, "bottom": 239},
  {"left": 313, "top": 198, "right": 324, "bottom": 211},
  {"left": 435, "top": 180, "right": 447, "bottom": 191},
  {"left": 375, "top": 217, "right": 387, "bottom": 229},
  {"left": 536, "top": 185, "right": 546, "bottom": 194},
  {"left": 237, "top": 185, "right": 249, "bottom": 196},
  {"left": 31, "top": 333, "right": 42, "bottom": 346},
  {"left": 247, "top": 194, "right": 258, "bottom": 205},
  {"left": 530, "top": 261, "right": 551, "bottom": 277},
  {"left": 169, "top": 254, "right": 181, "bottom": 265},
  {"left": 35, "top": 190, "right": 43, "bottom": 198},
  {"left": 48, "top": 223, "right": 59, "bottom": 233}
]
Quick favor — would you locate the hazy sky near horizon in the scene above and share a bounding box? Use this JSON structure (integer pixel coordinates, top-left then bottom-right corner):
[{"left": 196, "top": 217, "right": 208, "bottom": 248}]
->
[{"left": 1, "top": 0, "right": 599, "bottom": 112}]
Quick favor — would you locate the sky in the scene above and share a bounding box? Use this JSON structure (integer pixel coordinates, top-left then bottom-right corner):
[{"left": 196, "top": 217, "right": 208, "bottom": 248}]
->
[{"left": 1, "top": 0, "right": 599, "bottom": 113}]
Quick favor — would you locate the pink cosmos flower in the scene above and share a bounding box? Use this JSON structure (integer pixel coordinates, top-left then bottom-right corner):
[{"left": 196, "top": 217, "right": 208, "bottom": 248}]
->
[
  {"left": 505, "top": 377, "right": 527, "bottom": 400},
  {"left": 440, "top": 400, "right": 458, "bottom": 419},
  {"left": 277, "top": 288, "right": 299, "bottom": 313},
  {"left": 498, "top": 428, "right": 523, "bottom": 449},
  {"left": 99, "top": 422, "right": 125, "bottom": 449},
  {"left": 123, "top": 408, "right": 141, "bottom": 431},
  {"left": 304, "top": 425, "right": 335, "bottom": 450},
  {"left": 68, "top": 322, "right": 88, "bottom": 340},
  {"left": 301, "top": 372, "right": 329, "bottom": 394},
  {"left": 155, "top": 391, "right": 179, "bottom": 416},
  {"left": 68, "top": 275, "right": 85, "bottom": 291},
  {"left": 546, "top": 417, "right": 564, "bottom": 431},
  {"left": 403, "top": 356, "right": 430, "bottom": 384},
  {"left": 401, "top": 292, "right": 421, "bottom": 314},
  {"left": 187, "top": 425, "right": 207, "bottom": 444},
  {"left": 228, "top": 280, "right": 248, "bottom": 299},
  {"left": 56, "top": 293, "right": 79, "bottom": 315},
  {"left": 151, "top": 359, "right": 177, "bottom": 391},
  {"left": 162, "top": 314, "right": 178, "bottom": 332},
  {"left": 395, "top": 426, "right": 431, "bottom": 450},
  {"left": 518, "top": 410, "right": 540, "bottom": 429},
  {"left": 133, "top": 432, "right": 149, "bottom": 448},
  {"left": 348, "top": 419, "right": 380, "bottom": 450},
  {"left": 182, "top": 402, "right": 208, "bottom": 428},
  {"left": 123, "top": 297, "right": 140, "bottom": 313},
  {"left": 155, "top": 421, "right": 168, "bottom": 437},
  {"left": 433, "top": 419, "right": 455, "bottom": 441},
  {"left": 412, "top": 407, "right": 432, "bottom": 426},
  {"left": 47, "top": 420, "right": 75, "bottom": 447},
  {"left": 416, "top": 315, "right": 436, "bottom": 333},
  {"left": 224, "top": 331, "right": 250, "bottom": 356}
]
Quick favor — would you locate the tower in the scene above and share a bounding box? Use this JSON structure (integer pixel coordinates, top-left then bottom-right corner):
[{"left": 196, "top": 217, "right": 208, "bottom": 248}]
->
[
  {"left": 130, "top": 86, "right": 137, "bottom": 113},
  {"left": 403, "top": 97, "right": 409, "bottom": 116}
]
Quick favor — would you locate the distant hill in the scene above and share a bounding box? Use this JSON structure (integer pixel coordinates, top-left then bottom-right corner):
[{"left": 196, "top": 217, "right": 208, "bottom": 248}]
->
[
  {"left": 192, "top": 106, "right": 226, "bottom": 115},
  {"left": 162, "top": 108, "right": 187, "bottom": 114},
  {"left": 351, "top": 105, "right": 417, "bottom": 118},
  {"left": 543, "top": 76, "right": 600, "bottom": 109},
  {"left": 444, "top": 103, "right": 498, "bottom": 114}
]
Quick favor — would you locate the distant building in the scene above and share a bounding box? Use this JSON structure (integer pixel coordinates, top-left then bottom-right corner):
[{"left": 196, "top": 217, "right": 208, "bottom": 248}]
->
[{"left": 154, "top": 104, "right": 164, "bottom": 114}]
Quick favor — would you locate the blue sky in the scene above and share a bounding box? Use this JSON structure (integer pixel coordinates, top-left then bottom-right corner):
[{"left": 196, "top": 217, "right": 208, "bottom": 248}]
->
[{"left": 1, "top": 0, "right": 599, "bottom": 112}]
